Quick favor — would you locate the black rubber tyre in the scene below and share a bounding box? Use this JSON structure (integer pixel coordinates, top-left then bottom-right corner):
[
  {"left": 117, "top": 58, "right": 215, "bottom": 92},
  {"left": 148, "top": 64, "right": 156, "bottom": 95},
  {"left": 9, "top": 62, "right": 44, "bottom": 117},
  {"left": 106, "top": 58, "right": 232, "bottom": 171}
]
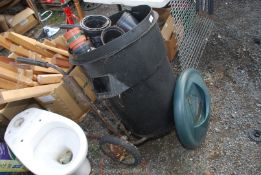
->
[{"left": 99, "top": 135, "right": 141, "bottom": 166}]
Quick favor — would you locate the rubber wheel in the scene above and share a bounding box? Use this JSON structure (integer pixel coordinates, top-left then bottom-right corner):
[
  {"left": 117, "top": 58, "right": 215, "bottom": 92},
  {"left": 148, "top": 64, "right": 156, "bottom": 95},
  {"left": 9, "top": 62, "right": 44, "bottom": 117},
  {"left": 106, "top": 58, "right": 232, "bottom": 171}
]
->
[
  {"left": 174, "top": 68, "right": 211, "bottom": 149},
  {"left": 99, "top": 135, "right": 141, "bottom": 166}
]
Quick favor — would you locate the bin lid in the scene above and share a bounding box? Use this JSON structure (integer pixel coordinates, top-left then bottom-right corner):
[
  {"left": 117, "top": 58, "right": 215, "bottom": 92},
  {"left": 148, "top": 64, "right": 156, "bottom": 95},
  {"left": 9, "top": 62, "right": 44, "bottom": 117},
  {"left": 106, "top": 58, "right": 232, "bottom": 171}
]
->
[{"left": 173, "top": 68, "right": 211, "bottom": 149}]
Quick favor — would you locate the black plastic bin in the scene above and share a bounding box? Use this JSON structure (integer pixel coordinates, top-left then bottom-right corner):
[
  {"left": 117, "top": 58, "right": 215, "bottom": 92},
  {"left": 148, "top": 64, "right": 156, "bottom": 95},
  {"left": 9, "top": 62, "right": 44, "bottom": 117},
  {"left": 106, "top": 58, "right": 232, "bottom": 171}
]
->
[{"left": 70, "top": 5, "right": 176, "bottom": 137}]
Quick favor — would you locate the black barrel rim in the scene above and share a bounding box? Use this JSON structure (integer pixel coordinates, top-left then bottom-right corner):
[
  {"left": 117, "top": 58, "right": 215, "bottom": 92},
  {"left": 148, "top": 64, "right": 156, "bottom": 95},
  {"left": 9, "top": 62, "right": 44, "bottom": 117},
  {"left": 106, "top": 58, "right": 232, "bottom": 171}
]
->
[{"left": 70, "top": 5, "right": 158, "bottom": 64}]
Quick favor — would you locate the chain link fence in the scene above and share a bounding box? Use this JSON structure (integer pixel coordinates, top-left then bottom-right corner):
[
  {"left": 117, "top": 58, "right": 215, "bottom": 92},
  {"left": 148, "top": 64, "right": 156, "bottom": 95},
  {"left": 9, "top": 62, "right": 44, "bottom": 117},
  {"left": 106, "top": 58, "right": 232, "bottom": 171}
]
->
[{"left": 170, "top": 0, "right": 213, "bottom": 70}]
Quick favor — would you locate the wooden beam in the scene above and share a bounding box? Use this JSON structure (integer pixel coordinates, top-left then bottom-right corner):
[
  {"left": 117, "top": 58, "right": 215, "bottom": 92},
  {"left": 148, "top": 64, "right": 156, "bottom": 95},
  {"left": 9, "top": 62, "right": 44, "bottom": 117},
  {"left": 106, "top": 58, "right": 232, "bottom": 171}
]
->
[
  {"left": 0, "top": 66, "right": 35, "bottom": 86},
  {"left": 37, "top": 74, "right": 63, "bottom": 85},
  {"left": 43, "top": 39, "right": 56, "bottom": 47},
  {"left": 51, "top": 57, "right": 70, "bottom": 68},
  {"left": 5, "top": 32, "right": 55, "bottom": 58},
  {"left": 0, "top": 56, "right": 14, "bottom": 64},
  {"left": 73, "top": 0, "right": 84, "bottom": 20},
  {"left": 32, "top": 74, "right": 37, "bottom": 81},
  {"left": 0, "top": 60, "right": 17, "bottom": 73},
  {"left": 16, "top": 46, "right": 43, "bottom": 60},
  {"left": 0, "top": 35, "right": 43, "bottom": 60},
  {"left": 33, "top": 66, "right": 60, "bottom": 74},
  {"left": 0, "top": 83, "right": 60, "bottom": 104},
  {"left": 52, "top": 35, "right": 68, "bottom": 50},
  {"left": 52, "top": 53, "right": 68, "bottom": 60},
  {"left": 0, "top": 34, "right": 11, "bottom": 49},
  {"left": 8, "top": 53, "right": 19, "bottom": 59},
  {"left": 0, "top": 77, "right": 22, "bottom": 90},
  {"left": 35, "top": 42, "right": 69, "bottom": 57}
]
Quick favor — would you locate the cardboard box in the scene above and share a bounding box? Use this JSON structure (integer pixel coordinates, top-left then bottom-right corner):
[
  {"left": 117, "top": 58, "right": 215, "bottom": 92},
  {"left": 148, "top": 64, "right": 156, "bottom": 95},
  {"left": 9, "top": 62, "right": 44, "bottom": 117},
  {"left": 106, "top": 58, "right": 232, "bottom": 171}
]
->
[
  {"left": 0, "top": 99, "right": 33, "bottom": 122},
  {"left": 154, "top": 8, "right": 171, "bottom": 28},
  {"left": 69, "top": 66, "right": 96, "bottom": 102},
  {"left": 35, "top": 67, "right": 96, "bottom": 122},
  {"left": 0, "top": 15, "right": 10, "bottom": 32},
  {"left": 35, "top": 83, "right": 92, "bottom": 122},
  {"left": 161, "top": 15, "right": 178, "bottom": 62},
  {"left": 7, "top": 8, "right": 38, "bottom": 34},
  {"left": 0, "top": 107, "right": 9, "bottom": 126},
  {"left": 155, "top": 8, "right": 178, "bottom": 62}
]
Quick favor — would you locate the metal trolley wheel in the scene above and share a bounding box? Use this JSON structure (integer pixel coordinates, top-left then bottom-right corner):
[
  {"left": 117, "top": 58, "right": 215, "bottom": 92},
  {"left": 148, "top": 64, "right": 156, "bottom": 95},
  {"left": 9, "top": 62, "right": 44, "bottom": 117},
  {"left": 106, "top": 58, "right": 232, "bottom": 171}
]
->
[{"left": 99, "top": 135, "right": 141, "bottom": 166}]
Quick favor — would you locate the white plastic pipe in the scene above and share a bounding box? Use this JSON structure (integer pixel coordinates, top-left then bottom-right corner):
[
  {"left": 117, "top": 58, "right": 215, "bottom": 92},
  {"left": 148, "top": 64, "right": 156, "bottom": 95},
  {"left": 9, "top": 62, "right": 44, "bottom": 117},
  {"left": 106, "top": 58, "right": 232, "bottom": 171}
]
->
[{"left": 83, "top": 0, "right": 170, "bottom": 8}]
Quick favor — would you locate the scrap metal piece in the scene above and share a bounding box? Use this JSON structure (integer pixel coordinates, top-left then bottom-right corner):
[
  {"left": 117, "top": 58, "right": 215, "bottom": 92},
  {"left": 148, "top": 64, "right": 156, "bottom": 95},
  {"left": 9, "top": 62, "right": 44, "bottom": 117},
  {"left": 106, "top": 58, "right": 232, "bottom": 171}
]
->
[
  {"left": 248, "top": 129, "right": 261, "bottom": 143},
  {"left": 43, "top": 26, "right": 60, "bottom": 37}
]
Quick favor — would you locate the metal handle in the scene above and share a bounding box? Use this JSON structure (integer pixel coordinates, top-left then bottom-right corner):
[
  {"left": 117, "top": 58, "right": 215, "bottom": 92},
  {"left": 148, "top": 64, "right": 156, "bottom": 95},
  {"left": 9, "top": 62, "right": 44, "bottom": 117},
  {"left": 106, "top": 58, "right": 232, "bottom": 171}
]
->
[
  {"left": 40, "top": 10, "right": 53, "bottom": 22},
  {"left": 59, "top": 24, "right": 81, "bottom": 29},
  {"left": 16, "top": 57, "right": 66, "bottom": 75},
  {"left": 16, "top": 57, "right": 49, "bottom": 68}
]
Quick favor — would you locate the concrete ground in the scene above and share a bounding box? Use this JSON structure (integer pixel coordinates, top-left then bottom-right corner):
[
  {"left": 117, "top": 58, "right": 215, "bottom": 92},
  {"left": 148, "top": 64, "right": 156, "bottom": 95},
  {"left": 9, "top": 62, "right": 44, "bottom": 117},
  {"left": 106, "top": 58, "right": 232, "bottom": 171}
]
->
[{"left": 1, "top": 0, "right": 260, "bottom": 174}]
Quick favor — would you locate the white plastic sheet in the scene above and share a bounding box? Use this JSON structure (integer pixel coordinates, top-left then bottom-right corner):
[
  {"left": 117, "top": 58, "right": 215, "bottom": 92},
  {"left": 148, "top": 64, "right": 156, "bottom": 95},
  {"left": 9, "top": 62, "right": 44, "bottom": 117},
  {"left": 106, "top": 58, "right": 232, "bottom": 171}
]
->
[{"left": 83, "top": 0, "right": 170, "bottom": 8}]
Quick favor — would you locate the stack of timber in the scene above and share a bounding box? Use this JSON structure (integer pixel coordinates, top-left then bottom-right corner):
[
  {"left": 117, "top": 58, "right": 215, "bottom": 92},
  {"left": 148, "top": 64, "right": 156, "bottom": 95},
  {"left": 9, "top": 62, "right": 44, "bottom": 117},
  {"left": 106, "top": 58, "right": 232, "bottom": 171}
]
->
[{"left": 0, "top": 32, "right": 70, "bottom": 105}]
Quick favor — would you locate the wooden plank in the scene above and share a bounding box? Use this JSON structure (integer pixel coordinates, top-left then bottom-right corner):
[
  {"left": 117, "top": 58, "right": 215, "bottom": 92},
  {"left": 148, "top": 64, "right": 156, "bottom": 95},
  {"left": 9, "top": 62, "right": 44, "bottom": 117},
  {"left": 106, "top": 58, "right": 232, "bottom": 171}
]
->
[
  {"left": 23, "top": 69, "right": 34, "bottom": 83},
  {"left": 0, "top": 56, "right": 14, "bottom": 64},
  {"left": 0, "top": 66, "right": 35, "bottom": 86},
  {"left": 0, "top": 36, "right": 43, "bottom": 60},
  {"left": 33, "top": 66, "right": 60, "bottom": 74},
  {"left": 0, "top": 83, "right": 60, "bottom": 104},
  {"left": 37, "top": 74, "right": 63, "bottom": 85},
  {"left": 0, "top": 35, "right": 11, "bottom": 49},
  {"left": 52, "top": 53, "right": 68, "bottom": 60},
  {"left": 0, "top": 77, "right": 20, "bottom": 90},
  {"left": 35, "top": 42, "right": 69, "bottom": 57},
  {"left": 8, "top": 53, "right": 18, "bottom": 59},
  {"left": 51, "top": 57, "right": 70, "bottom": 68},
  {"left": 5, "top": 32, "right": 55, "bottom": 57},
  {"left": 43, "top": 39, "right": 56, "bottom": 47},
  {"left": 52, "top": 35, "right": 68, "bottom": 50},
  {"left": 32, "top": 74, "right": 37, "bottom": 81},
  {"left": 0, "top": 60, "right": 17, "bottom": 73},
  {"left": 16, "top": 46, "right": 43, "bottom": 60},
  {"left": 73, "top": 0, "right": 84, "bottom": 20},
  {"left": 5, "top": 54, "right": 55, "bottom": 76}
]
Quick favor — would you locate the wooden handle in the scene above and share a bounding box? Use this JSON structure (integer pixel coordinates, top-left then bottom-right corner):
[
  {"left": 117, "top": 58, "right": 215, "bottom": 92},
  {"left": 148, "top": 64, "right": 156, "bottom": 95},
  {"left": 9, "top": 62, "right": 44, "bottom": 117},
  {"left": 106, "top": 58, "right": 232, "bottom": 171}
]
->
[{"left": 73, "top": 0, "right": 85, "bottom": 20}]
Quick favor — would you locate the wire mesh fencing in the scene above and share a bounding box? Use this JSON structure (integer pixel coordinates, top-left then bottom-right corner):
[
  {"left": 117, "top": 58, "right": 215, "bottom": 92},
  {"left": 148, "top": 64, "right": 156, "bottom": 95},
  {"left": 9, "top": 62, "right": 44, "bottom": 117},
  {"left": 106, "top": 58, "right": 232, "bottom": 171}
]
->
[{"left": 170, "top": 0, "right": 214, "bottom": 70}]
